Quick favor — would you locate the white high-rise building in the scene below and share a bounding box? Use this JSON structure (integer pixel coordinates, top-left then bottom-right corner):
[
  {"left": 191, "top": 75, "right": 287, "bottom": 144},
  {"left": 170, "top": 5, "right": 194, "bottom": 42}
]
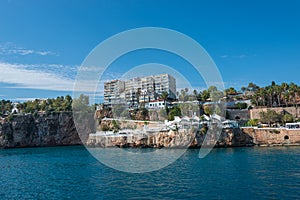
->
[
  {"left": 103, "top": 74, "right": 176, "bottom": 108},
  {"left": 103, "top": 80, "right": 125, "bottom": 107}
]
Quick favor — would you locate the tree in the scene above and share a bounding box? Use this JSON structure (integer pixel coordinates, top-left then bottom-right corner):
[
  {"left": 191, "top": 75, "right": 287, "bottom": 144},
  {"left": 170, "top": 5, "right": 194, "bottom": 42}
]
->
[
  {"left": 225, "top": 87, "right": 237, "bottom": 95},
  {"left": 193, "top": 89, "right": 198, "bottom": 97},
  {"left": 208, "top": 86, "right": 218, "bottom": 93},
  {"left": 72, "top": 94, "right": 90, "bottom": 113},
  {"left": 235, "top": 102, "right": 248, "bottom": 109},
  {"left": 168, "top": 106, "right": 181, "bottom": 121},
  {"left": 241, "top": 86, "right": 247, "bottom": 93},
  {"left": 139, "top": 108, "right": 149, "bottom": 120},
  {"left": 289, "top": 82, "right": 299, "bottom": 118},
  {"left": 282, "top": 113, "right": 294, "bottom": 123},
  {"left": 251, "top": 93, "right": 260, "bottom": 106},
  {"left": 281, "top": 82, "right": 289, "bottom": 106},
  {"left": 62, "top": 95, "right": 72, "bottom": 111},
  {"left": 0, "top": 100, "right": 12, "bottom": 115},
  {"left": 178, "top": 89, "right": 188, "bottom": 102},
  {"left": 258, "top": 88, "right": 268, "bottom": 106},
  {"left": 266, "top": 86, "right": 274, "bottom": 107},
  {"left": 274, "top": 84, "right": 282, "bottom": 107},
  {"left": 246, "top": 119, "right": 259, "bottom": 126},
  {"left": 112, "top": 104, "right": 129, "bottom": 118},
  {"left": 112, "top": 120, "right": 120, "bottom": 133},
  {"left": 259, "top": 109, "right": 282, "bottom": 127},
  {"left": 247, "top": 82, "right": 260, "bottom": 92},
  {"left": 210, "top": 89, "right": 224, "bottom": 102},
  {"left": 195, "top": 91, "right": 204, "bottom": 115},
  {"left": 136, "top": 88, "right": 141, "bottom": 106},
  {"left": 203, "top": 105, "right": 213, "bottom": 116},
  {"left": 201, "top": 90, "right": 210, "bottom": 101},
  {"left": 160, "top": 91, "right": 169, "bottom": 114}
]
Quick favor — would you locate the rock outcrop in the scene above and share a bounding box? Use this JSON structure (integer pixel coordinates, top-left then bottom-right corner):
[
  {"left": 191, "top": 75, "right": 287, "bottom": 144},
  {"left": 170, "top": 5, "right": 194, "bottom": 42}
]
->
[
  {"left": 0, "top": 112, "right": 94, "bottom": 148},
  {"left": 2, "top": 112, "right": 300, "bottom": 149},
  {"left": 242, "top": 127, "right": 300, "bottom": 146},
  {"left": 87, "top": 128, "right": 254, "bottom": 148}
]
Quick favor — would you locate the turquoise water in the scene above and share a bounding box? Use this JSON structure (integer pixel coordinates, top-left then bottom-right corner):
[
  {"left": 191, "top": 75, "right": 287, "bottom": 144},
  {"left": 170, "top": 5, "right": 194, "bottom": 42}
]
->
[{"left": 0, "top": 146, "right": 299, "bottom": 199}]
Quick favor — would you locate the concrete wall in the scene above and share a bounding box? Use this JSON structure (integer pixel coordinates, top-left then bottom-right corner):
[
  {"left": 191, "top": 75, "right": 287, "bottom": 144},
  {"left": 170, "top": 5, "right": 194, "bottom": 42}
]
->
[
  {"left": 227, "top": 109, "right": 250, "bottom": 121},
  {"left": 242, "top": 127, "right": 300, "bottom": 146},
  {"left": 250, "top": 107, "right": 300, "bottom": 119}
]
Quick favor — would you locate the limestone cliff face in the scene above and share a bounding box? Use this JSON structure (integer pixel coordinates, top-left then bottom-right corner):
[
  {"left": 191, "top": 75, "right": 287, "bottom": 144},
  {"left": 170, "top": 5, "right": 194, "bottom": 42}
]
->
[
  {"left": 2, "top": 112, "right": 299, "bottom": 149},
  {"left": 87, "top": 128, "right": 254, "bottom": 148},
  {"left": 242, "top": 127, "right": 300, "bottom": 146},
  {"left": 0, "top": 112, "right": 93, "bottom": 148}
]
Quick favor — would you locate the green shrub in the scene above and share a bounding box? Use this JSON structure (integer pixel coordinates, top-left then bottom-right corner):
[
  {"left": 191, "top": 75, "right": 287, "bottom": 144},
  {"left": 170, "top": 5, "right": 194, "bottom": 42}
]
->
[{"left": 246, "top": 119, "right": 259, "bottom": 126}]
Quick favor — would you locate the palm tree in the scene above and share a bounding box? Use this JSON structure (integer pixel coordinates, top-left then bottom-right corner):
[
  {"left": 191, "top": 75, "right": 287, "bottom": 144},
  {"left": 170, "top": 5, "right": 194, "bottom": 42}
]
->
[
  {"left": 281, "top": 82, "right": 289, "bottom": 106},
  {"left": 289, "top": 82, "right": 299, "bottom": 118},
  {"left": 289, "top": 83, "right": 297, "bottom": 107},
  {"left": 193, "top": 89, "right": 198, "bottom": 97},
  {"left": 252, "top": 93, "right": 260, "bottom": 106},
  {"left": 283, "top": 93, "right": 290, "bottom": 107},
  {"left": 160, "top": 91, "right": 169, "bottom": 114},
  {"left": 248, "top": 82, "right": 260, "bottom": 92},
  {"left": 176, "top": 91, "right": 179, "bottom": 99},
  {"left": 196, "top": 90, "right": 204, "bottom": 115},
  {"left": 201, "top": 90, "right": 210, "bottom": 101},
  {"left": 136, "top": 88, "right": 141, "bottom": 108},
  {"left": 258, "top": 88, "right": 267, "bottom": 106},
  {"left": 274, "top": 84, "right": 282, "bottom": 107},
  {"left": 225, "top": 87, "right": 237, "bottom": 99},
  {"left": 241, "top": 86, "right": 247, "bottom": 93},
  {"left": 266, "top": 86, "right": 274, "bottom": 107}
]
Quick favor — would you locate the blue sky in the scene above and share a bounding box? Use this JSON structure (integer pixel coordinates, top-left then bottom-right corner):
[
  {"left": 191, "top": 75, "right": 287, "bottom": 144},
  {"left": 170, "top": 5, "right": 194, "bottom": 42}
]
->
[{"left": 0, "top": 0, "right": 299, "bottom": 101}]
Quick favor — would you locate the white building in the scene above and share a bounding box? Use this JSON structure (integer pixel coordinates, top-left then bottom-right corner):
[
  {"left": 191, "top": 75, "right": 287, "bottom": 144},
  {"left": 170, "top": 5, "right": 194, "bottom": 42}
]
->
[
  {"left": 104, "top": 73, "right": 176, "bottom": 108},
  {"left": 103, "top": 80, "right": 125, "bottom": 107},
  {"left": 145, "top": 100, "right": 171, "bottom": 110}
]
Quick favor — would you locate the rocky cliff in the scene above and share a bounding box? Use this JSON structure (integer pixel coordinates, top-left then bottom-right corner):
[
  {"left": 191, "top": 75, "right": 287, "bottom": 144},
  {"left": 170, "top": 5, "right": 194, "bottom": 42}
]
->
[
  {"left": 2, "top": 113, "right": 299, "bottom": 149},
  {"left": 87, "top": 128, "right": 254, "bottom": 148},
  {"left": 242, "top": 127, "right": 300, "bottom": 146},
  {"left": 0, "top": 112, "right": 94, "bottom": 148}
]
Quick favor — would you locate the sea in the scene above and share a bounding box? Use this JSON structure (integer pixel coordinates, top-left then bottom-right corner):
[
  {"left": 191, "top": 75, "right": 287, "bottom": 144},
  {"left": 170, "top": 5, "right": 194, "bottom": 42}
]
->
[{"left": 0, "top": 146, "right": 299, "bottom": 199}]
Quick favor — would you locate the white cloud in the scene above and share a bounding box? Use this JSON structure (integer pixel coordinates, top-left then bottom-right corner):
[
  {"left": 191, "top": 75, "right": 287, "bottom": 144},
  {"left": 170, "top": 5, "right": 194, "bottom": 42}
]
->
[
  {"left": 238, "top": 54, "right": 247, "bottom": 58},
  {"left": 0, "top": 62, "right": 74, "bottom": 91},
  {"left": 220, "top": 54, "right": 249, "bottom": 59},
  {"left": 0, "top": 62, "right": 106, "bottom": 94},
  {"left": 0, "top": 42, "right": 56, "bottom": 56},
  {"left": 12, "top": 98, "right": 45, "bottom": 102}
]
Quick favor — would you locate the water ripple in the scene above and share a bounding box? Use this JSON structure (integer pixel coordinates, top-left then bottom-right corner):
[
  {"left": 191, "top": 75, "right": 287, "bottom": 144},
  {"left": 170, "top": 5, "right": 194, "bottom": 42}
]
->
[{"left": 0, "top": 146, "right": 299, "bottom": 199}]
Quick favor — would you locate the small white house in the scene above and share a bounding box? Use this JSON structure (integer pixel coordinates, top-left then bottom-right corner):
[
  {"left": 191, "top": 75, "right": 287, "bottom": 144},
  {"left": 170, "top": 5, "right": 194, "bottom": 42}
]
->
[
  {"left": 145, "top": 100, "right": 171, "bottom": 110},
  {"left": 222, "top": 120, "right": 239, "bottom": 128}
]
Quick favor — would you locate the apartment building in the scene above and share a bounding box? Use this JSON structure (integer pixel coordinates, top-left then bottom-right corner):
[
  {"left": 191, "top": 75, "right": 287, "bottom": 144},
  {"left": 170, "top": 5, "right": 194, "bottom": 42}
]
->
[
  {"left": 103, "top": 80, "right": 125, "bottom": 107},
  {"left": 103, "top": 74, "right": 176, "bottom": 108}
]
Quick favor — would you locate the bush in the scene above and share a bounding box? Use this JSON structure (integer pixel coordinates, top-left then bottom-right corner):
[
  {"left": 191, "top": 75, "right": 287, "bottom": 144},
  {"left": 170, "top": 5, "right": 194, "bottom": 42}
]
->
[
  {"left": 203, "top": 105, "right": 212, "bottom": 115},
  {"left": 246, "top": 119, "right": 259, "bottom": 126},
  {"left": 259, "top": 109, "right": 282, "bottom": 126},
  {"left": 235, "top": 102, "right": 248, "bottom": 109},
  {"left": 282, "top": 114, "right": 294, "bottom": 123},
  {"left": 112, "top": 120, "right": 120, "bottom": 132},
  {"left": 168, "top": 106, "right": 181, "bottom": 121},
  {"left": 101, "top": 124, "right": 111, "bottom": 131},
  {"left": 270, "top": 129, "right": 280, "bottom": 134}
]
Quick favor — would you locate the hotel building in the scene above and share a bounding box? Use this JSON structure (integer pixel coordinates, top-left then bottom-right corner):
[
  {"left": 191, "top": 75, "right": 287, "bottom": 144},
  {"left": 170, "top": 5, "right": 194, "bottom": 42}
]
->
[{"left": 103, "top": 74, "right": 176, "bottom": 108}]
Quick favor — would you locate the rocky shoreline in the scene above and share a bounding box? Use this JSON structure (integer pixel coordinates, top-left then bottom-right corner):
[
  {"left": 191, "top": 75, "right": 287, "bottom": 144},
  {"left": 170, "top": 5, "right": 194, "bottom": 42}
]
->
[
  {"left": 86, "top": 128, "right": 253, "bottom": 148},
  {"left": 1, "top": 112, "right": 300, "bottom": 149},
  {"left": 0, "top": 112, "right": 93, "bottom": 148}
]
